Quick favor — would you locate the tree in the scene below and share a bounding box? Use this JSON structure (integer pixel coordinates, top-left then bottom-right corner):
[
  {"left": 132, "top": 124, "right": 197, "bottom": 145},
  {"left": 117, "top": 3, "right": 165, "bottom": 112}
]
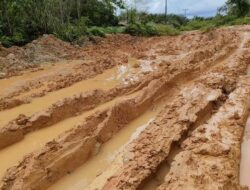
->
[
  {"left": 0, "top": 0, "right": 125, "bottom": 46},
  {"left": 222, "top": 0, "right": 250, "bottom": 17}
]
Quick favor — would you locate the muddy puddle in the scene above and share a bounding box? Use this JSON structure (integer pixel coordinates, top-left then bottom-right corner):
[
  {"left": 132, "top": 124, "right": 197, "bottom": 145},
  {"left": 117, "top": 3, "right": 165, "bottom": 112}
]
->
[
  {"left": 240, "top": 64, "right": 250, "bottom": 188},
  {"left": 247, "top": 64, "right": 250, "bottom": 75},
  {"left": 0, "top": 91, "right": 141, "bottom": 179},
  {"left": 240, "top": 116, "right": 250, "bottom": 188},
  {"left": 142, "top": 162, "right": 169, "bottom": 190},
  {"left": 142, "top": 145, "right": 181, "bottom": 190},
  {"left": 48, "top": 99, "right": 166, "bottom": 190},
  {"left": 0, "top": 58, "right": 144, "bottom": 179},
  {"left": 0, "top": 60, "right": 140, "bottom": 127},
  {"left": 0, "top": 60, "right": 81, "bottom": 97}
]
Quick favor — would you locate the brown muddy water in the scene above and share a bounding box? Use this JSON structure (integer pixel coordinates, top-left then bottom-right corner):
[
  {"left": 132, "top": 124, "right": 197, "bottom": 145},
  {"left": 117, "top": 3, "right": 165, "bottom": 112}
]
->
[
  {"left": 240, "top": 116, "right": 250, "bottom": 188},
  {"left": 0, "top": 60, "right": 156, "bottom": 183},
  {"left": 0, "top": 60, "right": 80, "bottom": 96},
  {"left": 0, "top": 99, "right": 111, "bottom": 179},
  {"left": 0, "top": 88, "right": 141, "bottom": 179},
  {"left": 0, "top": 62, "right": 138, "bottom": 127},
  {"left": 240, "top": 65, "right": 250, "bottom": 188},
  {"left": 48, "top": 100, "right": 166, "bottom": 190},
  {"left": 0, "top": 59, "right": 145, "bottom": 179}
]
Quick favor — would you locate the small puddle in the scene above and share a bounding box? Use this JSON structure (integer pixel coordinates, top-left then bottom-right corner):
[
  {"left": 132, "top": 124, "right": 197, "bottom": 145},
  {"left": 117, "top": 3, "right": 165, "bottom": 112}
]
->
[
  {"left": 0, "top": 61, "right": 138, "bottom": 127},
  {"left": 240, "top": 116, "right": 250, "bottom": 188},
  {"left": 48, "top": 99, "right": 166, "bottom": 190},
  {"left": 142, "top": 145, "right": 181, "bottom": 190},
  {"left": 143, "top": 163, "right": 169, "bottom": 190},
  {"left": 0, "top": 60, "right": 79, "bottom": 97},
  {"left": 247, "top": 65, "right": 250, "bottom": 76}
]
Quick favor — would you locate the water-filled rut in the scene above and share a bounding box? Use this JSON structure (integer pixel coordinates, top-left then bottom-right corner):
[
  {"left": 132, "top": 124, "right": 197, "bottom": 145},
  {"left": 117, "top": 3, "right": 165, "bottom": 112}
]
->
[
  {"left": 0, "top": 63, "right": 134, "bottom": 127},
  {"left": 1, "top": 26, "right": 250, "bottom": 190},
  {"left": 48, "top": 101, "right": 162, "bottom": 190}
]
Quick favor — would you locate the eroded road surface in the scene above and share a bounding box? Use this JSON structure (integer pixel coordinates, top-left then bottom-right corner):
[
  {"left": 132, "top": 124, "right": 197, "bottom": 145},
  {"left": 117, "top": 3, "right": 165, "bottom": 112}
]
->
[{"left": 0, "top": 26, "right": 250, "bottom": 190}]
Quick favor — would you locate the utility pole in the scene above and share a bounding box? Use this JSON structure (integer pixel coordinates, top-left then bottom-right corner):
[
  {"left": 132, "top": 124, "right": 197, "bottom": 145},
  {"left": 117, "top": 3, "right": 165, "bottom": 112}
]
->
[
  {"left": 134, "top": 0, "right": 137, "bottom": 10},
  {"left": 183, "top": 8, "right": 188, "bottom": 17},
  {"left": 165, "top": 0, "right": 168, "bottom": 22}
]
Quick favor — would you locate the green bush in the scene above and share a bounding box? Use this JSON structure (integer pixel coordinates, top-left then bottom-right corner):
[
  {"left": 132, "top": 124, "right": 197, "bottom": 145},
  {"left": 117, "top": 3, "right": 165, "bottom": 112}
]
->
[
  {"left": 55, "top": 17, "right": 88, "bottom": 42},
  {"left": 180, "top": 19, "right": 214, "bottom": 31},
  {"left": 87, "top": 27, "right": 106, "bottom": 37},
  {"left": 0, "top": 36, "right": 13, "bottom": 47},
  {"left": 152, "top": 24, "right": 180, "bottom": 35},
  {"left": 230, "top": 17, "right": 250, "bottom": 25},
  {"left": 125, "top": 23, "right": 158, "bottom": 36},
  {"left": 0, "top": 32, "right": 27, "bottom": 47},
  {"left": 125, "top": 22, "right": 180, "bottom": 37},
  {"left": 102, "top": 27, "right": 125, "bottom": 34},
  {"left": 180, "top": 15, "right": 250, "bottom": 32}
]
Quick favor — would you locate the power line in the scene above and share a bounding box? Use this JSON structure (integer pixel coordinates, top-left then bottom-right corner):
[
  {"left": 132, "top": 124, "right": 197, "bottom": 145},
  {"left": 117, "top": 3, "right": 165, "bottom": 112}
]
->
[
  {"left": 165, "top": 0, "right": 168, "bottom": 22},
  {"left": 183, "top": 8, "right": 189, "bottom": 17}
]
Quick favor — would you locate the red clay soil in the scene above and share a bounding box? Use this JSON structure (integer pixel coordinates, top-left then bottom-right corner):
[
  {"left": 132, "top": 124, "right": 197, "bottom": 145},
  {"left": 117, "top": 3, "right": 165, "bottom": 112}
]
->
[{"left": 0, "top": 26, "right": 250, "bottom": 190}]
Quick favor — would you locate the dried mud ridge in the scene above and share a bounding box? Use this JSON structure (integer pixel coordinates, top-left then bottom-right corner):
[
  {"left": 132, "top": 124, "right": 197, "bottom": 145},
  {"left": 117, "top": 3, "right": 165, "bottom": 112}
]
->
[{"left": 0, "top": 26, "right": 250, "bottom": 190}]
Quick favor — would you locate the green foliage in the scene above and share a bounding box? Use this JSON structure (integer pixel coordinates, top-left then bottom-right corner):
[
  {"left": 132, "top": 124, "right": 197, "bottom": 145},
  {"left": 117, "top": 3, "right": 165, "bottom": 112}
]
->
[
  {"left": 0, "top": 0, "right": 124, "bottom": 46},
  {"left": 228, "top": 17, "right": 250, "bottom": 25},
  {"left": 55, "top": 17, "right": 88, "bottom": 42},
  {"left": 181, "top": 14, "right": 250, "bottom": 32},
  {"left": 102, "top": 27, "right": 125, "bottom": 34},
  {"left": 120, "top": 11, "right": 188, "bottom": 28},
  {"left": 125, "top": 23, "right": 158, "bottom": 36},
  {"left": 152, "top": 24, "right": 180, "bottom": 35},
  {"left": 139, "top": 13, "right": 188, "bottom": 28},
  {"left": 125, "top": 22, "right": 179, "bottom": 37},
  {"left": 2, "top": 0, "right": 250, "bottom": 47},
  {"left": 87, "top": 27, "right": 106, "bottom": 37},
  {"left": 180, "top": 17, "right": 215, "bottom": 31},
  {"left": 222, "top": 0, "right": 250, "bottom": 17}
]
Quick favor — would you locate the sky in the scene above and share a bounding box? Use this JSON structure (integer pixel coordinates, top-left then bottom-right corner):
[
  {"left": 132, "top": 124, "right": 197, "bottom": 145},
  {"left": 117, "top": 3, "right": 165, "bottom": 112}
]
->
[{"left": 130, "top": 0, "right": 227, "bottom": 17}]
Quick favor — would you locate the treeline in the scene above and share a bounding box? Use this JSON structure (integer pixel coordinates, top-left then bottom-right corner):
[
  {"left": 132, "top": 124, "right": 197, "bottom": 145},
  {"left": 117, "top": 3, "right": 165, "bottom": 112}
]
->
[
  {"left": 123, "top": 0, "right": 250, "bottom": 36},
  {"left": 0, "top": 0, "right": 124, "bottom": 46},
  {"left": 1, "top": 0, "right": 250, "bottom": 47}
]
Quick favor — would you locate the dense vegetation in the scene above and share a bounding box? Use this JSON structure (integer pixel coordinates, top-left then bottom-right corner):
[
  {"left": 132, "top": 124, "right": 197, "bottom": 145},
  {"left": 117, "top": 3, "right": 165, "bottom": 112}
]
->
[
  {"left": 0, "top": 0, "right": 124, "bottom": 46},
  {"left": 1, "top": 0, "right": 250, "bottom": 47}
]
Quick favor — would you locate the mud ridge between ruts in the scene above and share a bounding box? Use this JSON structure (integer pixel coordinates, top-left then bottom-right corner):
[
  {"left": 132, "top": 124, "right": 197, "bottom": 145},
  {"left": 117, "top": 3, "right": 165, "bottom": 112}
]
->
[
  {"left": 0, "top": 29, "right": 247, "bottom": 190},
  {"left": 103, "top": 79, "right": 250, "bottom": 190},
  {"left": 0, "top": 83, "right": 139, "bottom": 149},
  {"left": 0, "top": 29, "right": 239, "bottom": 111},
  {"left": 1, "top": 45, "right": 249, "bottom": 190},
  {"left": 0, "top": 72, "right": 183, "bottom": 190},
  {"left": 0, "top": 29, "right": 242, "bottom": 150},
  {"left": 0, "top": 41, "right": 242, "bottom": 188},
  {"left": 100, "top": 47, "right": 250, "bottom": 190},
  {"left": 157, "top": 77, "right": 250, "bottom": 190}
]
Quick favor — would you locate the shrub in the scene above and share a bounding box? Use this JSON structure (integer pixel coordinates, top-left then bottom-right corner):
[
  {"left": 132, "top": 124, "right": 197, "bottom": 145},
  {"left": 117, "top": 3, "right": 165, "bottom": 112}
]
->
[
  {"left": 0, "top": 36, "right": 13, "bottom": 47},
  {"left": 102, "top": 27, "right": 125, "bottom": 34},
  {"left": 125, "top": 23, "right": 158, "bottom": 36},
  {"left": 55, "top": 17, "right": 88, "bottom": 42},
  {"left": 152, "top": 24, "right": 180, "bottom": 35},
  {"left": 87, "top": 27, "right": 106, "bottom": 37},
  {"left": 0, "top": 32, "right": 27, "bottom": 47},
  {"left": 230, "top": 17, "right": 250, "bottom": 25},
  {"left": 180, "top": 19, "right": 214, "bottom": 31},
  {"left": 125, "top": 22, "right": 180, "bottom": 37}
]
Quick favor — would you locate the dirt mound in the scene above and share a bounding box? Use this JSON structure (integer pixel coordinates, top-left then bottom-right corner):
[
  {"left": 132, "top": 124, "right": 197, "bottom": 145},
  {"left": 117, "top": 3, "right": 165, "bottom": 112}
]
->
[{"left": 0, "top": 35, "right": 78, "bottom": 78}]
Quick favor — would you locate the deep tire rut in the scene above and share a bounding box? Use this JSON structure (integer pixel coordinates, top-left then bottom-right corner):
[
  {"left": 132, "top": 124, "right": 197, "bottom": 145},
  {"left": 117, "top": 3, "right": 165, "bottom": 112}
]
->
[{"left": 1, "top": 27, "right": 250, "bottom": 190}]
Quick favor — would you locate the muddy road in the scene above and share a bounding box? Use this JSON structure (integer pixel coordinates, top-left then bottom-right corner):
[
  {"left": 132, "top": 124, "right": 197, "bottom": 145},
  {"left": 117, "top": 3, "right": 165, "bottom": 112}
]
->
[{"left": 0, "top": 26, "right": 250, "bottom": 190}]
